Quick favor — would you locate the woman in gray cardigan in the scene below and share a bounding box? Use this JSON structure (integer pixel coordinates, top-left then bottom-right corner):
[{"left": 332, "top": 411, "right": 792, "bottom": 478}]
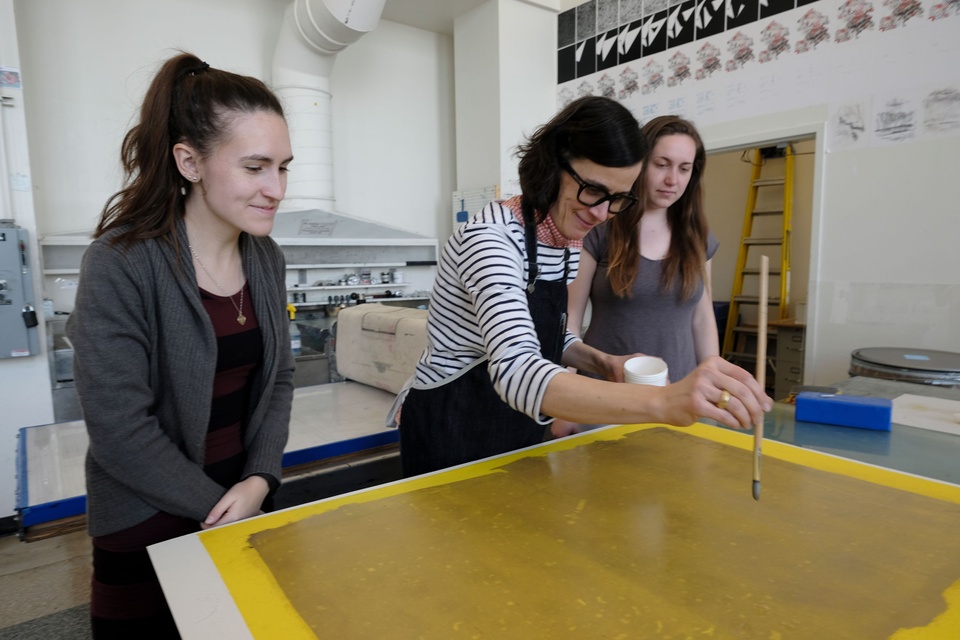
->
[{"left": 67, "top": 52, "right": 294, "bottom": 639}]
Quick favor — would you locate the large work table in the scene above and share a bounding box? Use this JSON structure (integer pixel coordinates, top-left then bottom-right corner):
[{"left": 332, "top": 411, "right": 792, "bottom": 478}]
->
[
  {"left": 16, "top": 381, "right": 399, "bottom": 539},
  {"left": 149, "top": 377, "right": 960, "bottom": 639}
]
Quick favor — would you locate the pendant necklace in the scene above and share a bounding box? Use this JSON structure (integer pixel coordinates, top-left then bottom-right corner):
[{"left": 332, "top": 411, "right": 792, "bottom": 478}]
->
[{"left": 189, "top": 245, "right": 247, "bottom": 325}]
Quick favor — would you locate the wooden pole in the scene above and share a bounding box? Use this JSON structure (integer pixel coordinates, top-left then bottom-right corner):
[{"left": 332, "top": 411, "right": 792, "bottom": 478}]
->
[{"left": 753, "top": 256, "right": 768, "bottom": 501}]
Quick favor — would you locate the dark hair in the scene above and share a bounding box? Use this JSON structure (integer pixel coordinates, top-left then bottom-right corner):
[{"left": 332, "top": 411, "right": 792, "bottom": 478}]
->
[
  {"left": 607, "top": 115, "right": 708, "bottom": 300},
  {"left": 515, "top": 96, "right": 647, "bottom": 224},
  {"left": 95, "top": 51, "right": 285, "bottom": 245}
]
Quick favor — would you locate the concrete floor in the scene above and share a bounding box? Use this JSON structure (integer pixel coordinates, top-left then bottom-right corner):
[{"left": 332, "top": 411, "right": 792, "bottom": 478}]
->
[{"left": 0, "top": 529, "right": 91, "bottom": 632}]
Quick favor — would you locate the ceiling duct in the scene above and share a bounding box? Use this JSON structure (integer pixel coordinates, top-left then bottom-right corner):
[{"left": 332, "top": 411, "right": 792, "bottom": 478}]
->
[{"left": 272, "top": 0, "right": 386, "bottom": 212}]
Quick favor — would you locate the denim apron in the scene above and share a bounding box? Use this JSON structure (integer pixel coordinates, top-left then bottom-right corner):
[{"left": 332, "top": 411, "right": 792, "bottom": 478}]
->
[{"left": 399, "top": 208, "right": 570, "bottom": 476}]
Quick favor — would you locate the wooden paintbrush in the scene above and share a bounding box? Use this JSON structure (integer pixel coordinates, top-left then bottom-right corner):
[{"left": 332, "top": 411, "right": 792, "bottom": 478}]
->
[{"left": 753, "top": 255, "right": 768, "bottom": 501}]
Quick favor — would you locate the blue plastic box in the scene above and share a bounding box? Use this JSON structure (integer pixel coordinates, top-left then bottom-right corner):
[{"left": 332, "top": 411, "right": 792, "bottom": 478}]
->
[{"left": 794, "top": 392, "right": 893, "bottom": 431}]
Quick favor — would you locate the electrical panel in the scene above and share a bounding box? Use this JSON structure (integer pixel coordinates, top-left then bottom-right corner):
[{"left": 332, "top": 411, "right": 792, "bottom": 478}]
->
[
  {"left": 0, "top": 220, "right": 39, "bottom": 358},
  {"left": 452, "top": 185, "right": 499, "bottom": 229}
]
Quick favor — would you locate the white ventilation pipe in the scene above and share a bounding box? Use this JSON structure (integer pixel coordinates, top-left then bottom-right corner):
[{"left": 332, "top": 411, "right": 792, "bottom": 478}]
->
[{"left": 272, "top": 0, "right": 385, "bottom": 211}]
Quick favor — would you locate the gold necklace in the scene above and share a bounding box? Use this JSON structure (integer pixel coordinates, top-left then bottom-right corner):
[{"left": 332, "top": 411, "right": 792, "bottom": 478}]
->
[{"left": 189, "top": 245, "right": 247, "bottom": 325}]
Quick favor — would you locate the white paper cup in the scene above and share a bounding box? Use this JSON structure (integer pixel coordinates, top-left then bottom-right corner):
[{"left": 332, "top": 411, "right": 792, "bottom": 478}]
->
[{"left": 624, "top": 356, "right": 668, "bottom": 386}]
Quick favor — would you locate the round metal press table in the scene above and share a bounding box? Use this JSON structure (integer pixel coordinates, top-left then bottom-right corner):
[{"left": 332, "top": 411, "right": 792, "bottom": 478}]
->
[{"left": 849, "top": 347, "right": 960, "bottom": 387}]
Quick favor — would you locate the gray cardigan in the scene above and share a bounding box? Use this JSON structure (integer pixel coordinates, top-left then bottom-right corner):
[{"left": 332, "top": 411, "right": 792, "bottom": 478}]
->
[{"left": 66, "top": 220, "right": 293, "bottom": 537}]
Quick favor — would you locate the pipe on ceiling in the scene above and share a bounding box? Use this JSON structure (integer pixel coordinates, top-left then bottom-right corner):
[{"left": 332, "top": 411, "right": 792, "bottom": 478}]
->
[{"left": 272, "top": 0, "right": 385, "bottom": 211}]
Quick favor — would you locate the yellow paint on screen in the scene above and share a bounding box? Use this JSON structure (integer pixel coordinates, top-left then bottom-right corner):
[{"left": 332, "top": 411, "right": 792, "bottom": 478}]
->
[{"left": 201, "top": 423, "right": 960, "bottom": 639}]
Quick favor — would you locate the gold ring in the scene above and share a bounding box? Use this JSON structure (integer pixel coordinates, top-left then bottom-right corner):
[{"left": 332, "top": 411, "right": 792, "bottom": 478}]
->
[{"left": 717, "top": 389, "right": 731, "bottom": 411}]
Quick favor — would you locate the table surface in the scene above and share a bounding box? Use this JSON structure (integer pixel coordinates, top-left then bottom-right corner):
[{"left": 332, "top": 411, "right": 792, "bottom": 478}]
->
[
  {"left": 16, "top": 382, "right": 397, "bottom": 528},
  {"left": 710, "top": 376, "right": 960, "bottom": 486},
  {"left": 150, "top": 377, "right": 960, "bottom": 640}
]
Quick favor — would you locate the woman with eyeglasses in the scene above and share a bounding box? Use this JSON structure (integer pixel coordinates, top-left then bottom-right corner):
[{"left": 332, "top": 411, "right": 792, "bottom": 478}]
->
[
  {"left": 554, "top": 115, "right": 718, "bottom": 438},
  {"left": 395, "top": 97, "right": 769, "bottom": 476}
]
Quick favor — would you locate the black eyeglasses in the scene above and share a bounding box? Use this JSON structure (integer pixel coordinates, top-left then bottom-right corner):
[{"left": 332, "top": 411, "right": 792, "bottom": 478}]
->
[{"left": 561, "top": 162, "right": 638, "bottom": 214}]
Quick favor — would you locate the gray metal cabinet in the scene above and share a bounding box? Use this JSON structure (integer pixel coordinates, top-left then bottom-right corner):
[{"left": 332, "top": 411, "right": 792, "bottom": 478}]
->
[{"left": 773, "top": 320, "right": 805, "bottom": 400}]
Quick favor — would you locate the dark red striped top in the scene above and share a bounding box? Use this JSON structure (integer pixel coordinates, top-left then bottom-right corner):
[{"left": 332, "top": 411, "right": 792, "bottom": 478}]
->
[{"left": 199, "top": 283, "right": 263, "bottom": 488}]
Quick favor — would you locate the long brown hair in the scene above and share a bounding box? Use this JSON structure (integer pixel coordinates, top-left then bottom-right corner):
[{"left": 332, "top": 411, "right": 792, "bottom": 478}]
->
[
  {"left": 96, "top": 52, "right": 284, "bottom": 246},
  {"left": 606, "top": 115, "right": 708, "bottom": 300}
]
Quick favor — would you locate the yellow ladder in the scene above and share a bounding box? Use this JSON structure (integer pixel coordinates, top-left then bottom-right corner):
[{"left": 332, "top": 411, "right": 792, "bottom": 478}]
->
[{"left": 722, "top": 146, "right": 794, "bottom": 385}]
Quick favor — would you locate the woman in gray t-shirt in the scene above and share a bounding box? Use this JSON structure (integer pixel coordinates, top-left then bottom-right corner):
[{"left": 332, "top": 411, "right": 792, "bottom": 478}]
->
[{"left": 560, "top": 116, "right": 717, "bottom": 436}]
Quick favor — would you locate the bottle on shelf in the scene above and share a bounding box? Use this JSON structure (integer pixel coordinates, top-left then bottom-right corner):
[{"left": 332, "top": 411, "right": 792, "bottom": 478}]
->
[{"left": 287, "top": 303, "right": 302, "bottom": 357}]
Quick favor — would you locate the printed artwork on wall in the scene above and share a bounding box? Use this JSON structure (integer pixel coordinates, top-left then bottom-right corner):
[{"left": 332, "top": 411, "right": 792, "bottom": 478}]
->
[
  {"left": 923, "top": 86, "right": 960, "bottom": 131},
  {"left": 828, "top": 83, "right": 960, "bottom": 149},
  {"left": 795, "top": 7, "right": 830, "bottom": 51},
  {"left": 873, "top": 93, "right": 919, "bottom": 142},
  {"left": 559, "top": 0, "right": 954, "bottom": 85},
  {"left": 558, "top": 0, "right": 960, "bottom": 150},
  {"left": 829, "top": 101, "right": 870, "bottom": 149}
]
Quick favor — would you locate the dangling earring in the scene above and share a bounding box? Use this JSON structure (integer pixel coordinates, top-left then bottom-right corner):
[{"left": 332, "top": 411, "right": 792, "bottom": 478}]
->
[{"left": 181, "top": 185, "right": 187, "bottom": 196}]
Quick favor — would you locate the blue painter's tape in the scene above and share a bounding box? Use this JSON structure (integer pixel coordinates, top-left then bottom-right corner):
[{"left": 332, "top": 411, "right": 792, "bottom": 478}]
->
[
  {"left": 15, "top": 428, "right": 28, "bottom": 511},
  {"left": 19, "top": 495, "right": 87, "bottom": 528},
  {"left": 281, "top": 430, "right": 398, "bottom": 468}
]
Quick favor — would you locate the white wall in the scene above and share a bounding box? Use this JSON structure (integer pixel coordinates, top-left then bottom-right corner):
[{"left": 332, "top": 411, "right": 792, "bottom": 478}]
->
[
  {"left": 699, "top": 47, "right": 960, "bottom": 385},
  {"left": 702, "top": 103, "right": 960, "bottom": 385},
  {"left": 331, "top": 20, "right": 455, "bottom": 243},
  {"left": 7, "top": 0, "right": 456, "bottom": 519},
  {"left": 17, "top": 0, "right": 455, "bottom": 242},
  {"left": 1, "top": 0, "right": 54, "bottom": 520},
  {"left": 811, "top": 139, "right": 960, "bottom": 384},
  {"left": 454, "top": 0, "right": 558, "bottom": 199},
  {"left": 561, "top": 0, "right": 960, "bottom": 385},
  {"left": 454, "top": 1, "right": 503, "bottom": 191},
  {"left": 17, "top": 0, "right": 290, "bottom": 235},
  {"left": 497, "top": 0, "right": 558, "bottom": 194}
]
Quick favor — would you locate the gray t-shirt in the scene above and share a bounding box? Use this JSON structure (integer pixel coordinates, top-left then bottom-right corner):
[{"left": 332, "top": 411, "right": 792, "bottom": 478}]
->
[{"left": 581, "top": 223, "right": 719, "bottom": 380}]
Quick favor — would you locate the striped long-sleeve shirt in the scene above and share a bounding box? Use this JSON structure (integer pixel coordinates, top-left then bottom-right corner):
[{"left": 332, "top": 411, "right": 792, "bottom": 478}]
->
[{"left": 413, "top": 197, "right": 582, "bottom": 424}]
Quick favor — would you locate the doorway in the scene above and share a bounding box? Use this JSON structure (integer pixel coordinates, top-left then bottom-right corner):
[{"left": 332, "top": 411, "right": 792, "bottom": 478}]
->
[{"left": 705, "top": 138, "right": 816, "bottom": 398}]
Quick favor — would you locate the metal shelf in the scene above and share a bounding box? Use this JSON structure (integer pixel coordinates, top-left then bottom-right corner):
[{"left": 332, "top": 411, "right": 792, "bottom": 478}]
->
[{"left": 288, "top": 283, "right": 410, "bottom": 292}]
